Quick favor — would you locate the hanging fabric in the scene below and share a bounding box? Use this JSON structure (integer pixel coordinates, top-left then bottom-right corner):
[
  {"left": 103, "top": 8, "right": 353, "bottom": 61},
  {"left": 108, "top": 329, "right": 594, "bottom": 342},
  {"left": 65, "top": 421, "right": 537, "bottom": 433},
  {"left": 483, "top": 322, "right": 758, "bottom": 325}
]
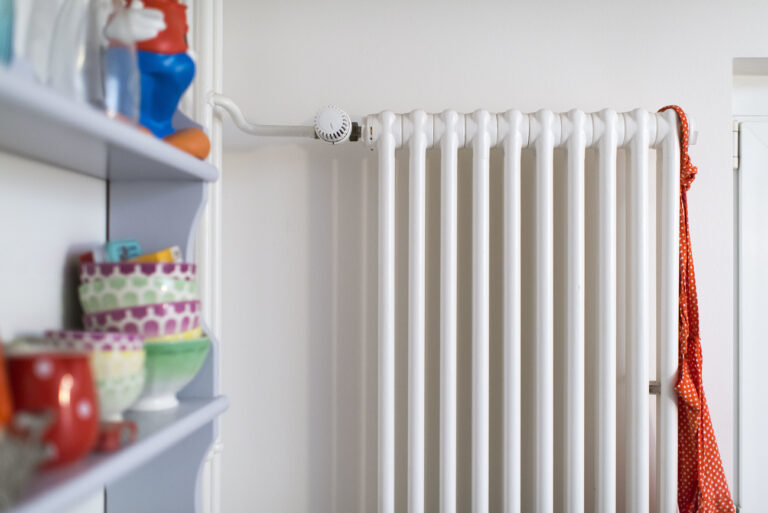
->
[{"left": 659, "top": 105, "right": 735, "bottom": 513}]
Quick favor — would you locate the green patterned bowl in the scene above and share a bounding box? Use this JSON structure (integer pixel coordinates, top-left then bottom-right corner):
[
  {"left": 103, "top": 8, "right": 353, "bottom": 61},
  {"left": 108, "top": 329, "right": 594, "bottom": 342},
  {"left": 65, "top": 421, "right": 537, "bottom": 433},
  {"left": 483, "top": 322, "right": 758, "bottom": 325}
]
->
[
  {"left": 95, "top": 359, "right": 145, "bottom": 421},
  {"left": 130, "top": 337, "right": 210, "bottom": 411},
  {"left": 78, "top": 276, "right": 198, "bottom": 314}
]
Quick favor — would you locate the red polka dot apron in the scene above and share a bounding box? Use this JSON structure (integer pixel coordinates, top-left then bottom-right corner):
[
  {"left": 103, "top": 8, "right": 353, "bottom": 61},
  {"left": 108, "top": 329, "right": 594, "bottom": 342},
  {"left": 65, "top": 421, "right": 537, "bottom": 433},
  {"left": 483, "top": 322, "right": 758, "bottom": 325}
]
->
[{"left": 659, "top": 105, "right": 735, "bottom": 513}]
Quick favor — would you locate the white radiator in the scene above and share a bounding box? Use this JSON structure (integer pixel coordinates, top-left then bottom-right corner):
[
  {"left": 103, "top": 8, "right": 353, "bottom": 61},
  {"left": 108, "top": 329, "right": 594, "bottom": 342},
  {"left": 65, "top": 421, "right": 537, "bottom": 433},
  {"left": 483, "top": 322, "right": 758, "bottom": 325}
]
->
[{"left": 364, "top": 109, "right": 681, "bottom": 513}]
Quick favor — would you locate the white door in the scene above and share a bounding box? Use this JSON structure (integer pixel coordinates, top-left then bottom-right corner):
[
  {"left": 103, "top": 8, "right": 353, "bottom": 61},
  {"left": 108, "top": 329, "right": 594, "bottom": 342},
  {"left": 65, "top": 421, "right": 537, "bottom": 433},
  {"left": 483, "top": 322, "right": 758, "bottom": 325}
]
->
[{"left": 738, "top": 120, "right": 768, "bottom": 511}]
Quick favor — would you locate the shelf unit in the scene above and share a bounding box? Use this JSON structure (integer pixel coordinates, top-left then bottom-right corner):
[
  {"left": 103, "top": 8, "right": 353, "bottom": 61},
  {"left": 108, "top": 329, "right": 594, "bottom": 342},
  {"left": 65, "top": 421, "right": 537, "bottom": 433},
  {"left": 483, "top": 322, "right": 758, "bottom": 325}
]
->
[
  {"left": 0, "top": 68, "right": 218, "bottom": 182},
  {"left": 0, "top": 67, "right": 226, "bottom": 513},
  {"left": 8, "top": 398, "right": 228, "bottom": 513}
]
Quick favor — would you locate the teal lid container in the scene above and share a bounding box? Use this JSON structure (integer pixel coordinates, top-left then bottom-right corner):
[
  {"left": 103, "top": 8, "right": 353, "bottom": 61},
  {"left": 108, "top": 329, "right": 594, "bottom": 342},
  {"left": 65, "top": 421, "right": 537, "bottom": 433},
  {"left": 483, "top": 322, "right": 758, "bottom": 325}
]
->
[{"left": 0, "top": 0, "right": 12, "bottom": 65}]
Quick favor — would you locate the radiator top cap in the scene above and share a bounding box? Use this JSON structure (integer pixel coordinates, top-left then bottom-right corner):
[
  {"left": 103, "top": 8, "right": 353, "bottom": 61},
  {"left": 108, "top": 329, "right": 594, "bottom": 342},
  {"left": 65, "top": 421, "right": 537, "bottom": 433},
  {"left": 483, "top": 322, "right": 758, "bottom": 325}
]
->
[{"left": 314, "top": 105, "right": 352, "bottom": 144}]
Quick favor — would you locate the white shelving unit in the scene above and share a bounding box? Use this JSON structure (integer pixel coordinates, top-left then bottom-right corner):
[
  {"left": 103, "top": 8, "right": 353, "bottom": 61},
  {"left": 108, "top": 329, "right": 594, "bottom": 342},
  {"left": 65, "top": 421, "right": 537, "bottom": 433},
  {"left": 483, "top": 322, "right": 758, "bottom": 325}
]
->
[
  {"left": 0, "top": 67, "right": 226, "bottom": 513},
  {"left": 9, "top": 399, "right": 228, "bottom": 513}
]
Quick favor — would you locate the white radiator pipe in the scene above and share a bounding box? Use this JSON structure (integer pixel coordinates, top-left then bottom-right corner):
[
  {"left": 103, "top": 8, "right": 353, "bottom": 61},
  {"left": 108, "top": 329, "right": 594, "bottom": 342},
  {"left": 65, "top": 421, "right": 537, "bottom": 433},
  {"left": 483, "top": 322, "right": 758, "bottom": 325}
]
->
[
  {"left": 208, "top": 93, "right": 317, "bottom": 138},
  {"left": 626, "top": 108, "right": 651, "bottom": 513},
  {"left": 532, "top": 110, "right": 555, "bottom": 513},
  {"left": 439, "top": 110, "right": 461, "bottom": 513},
  {"left": 501, "top": 110, "right": 526, "bottom": 513},
  {"left": 656, "top": 108, "right": 680, "bottom": 513},
  {"left": 564, "top": 109, "right": 587, "bottom": 513},
  {"left": 407, "top": 110, "right": 429, "bottom": 513},
  {"left": 377, "top": 111, "right": 398, "bottom": 513},
  {"left": 471, "top": 110, "right": 493, "bottom": 513},
  {"left": 595, "top": 109, "right": 618, "bottom": 513}
]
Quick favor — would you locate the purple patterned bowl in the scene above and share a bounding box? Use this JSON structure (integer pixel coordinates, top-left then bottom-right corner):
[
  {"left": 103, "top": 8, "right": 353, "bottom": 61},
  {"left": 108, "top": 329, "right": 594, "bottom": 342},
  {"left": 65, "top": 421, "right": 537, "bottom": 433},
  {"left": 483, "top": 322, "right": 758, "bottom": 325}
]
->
[
  {"left": 43, "top": 330, "right": 144, "bottom": 352},
  {"left": 82, "top": 301, "right": 201, "bottom": 338},
  {"left": 79, "top": 262, "right": 196, "bottom": 284}
]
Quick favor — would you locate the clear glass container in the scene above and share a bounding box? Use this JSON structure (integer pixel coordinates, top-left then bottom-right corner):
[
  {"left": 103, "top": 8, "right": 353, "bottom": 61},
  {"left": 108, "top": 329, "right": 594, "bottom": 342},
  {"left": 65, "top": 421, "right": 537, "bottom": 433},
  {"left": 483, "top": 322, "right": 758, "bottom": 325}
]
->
[
  {"left": 21, "top": 0, "right": 66, "bottom": 80},
  {"left": 48, "top": 0, "right": 140, "bottom": 123},
  {"left": 48, "top": 0, "right": 103, "bottom": 104},
  {"left": 103, "top": 1, "right": 140, "bottom": 121}
]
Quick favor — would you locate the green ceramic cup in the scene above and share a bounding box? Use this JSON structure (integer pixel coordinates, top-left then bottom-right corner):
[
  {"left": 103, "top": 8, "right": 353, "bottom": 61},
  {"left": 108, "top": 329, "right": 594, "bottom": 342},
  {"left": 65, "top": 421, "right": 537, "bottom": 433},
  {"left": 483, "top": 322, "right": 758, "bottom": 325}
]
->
[
  {"left": 129, "top": 337, "right": 210, "bottom": 411},
  {"left": 78, "top": 276, "right": 198, "bottom": 314}
]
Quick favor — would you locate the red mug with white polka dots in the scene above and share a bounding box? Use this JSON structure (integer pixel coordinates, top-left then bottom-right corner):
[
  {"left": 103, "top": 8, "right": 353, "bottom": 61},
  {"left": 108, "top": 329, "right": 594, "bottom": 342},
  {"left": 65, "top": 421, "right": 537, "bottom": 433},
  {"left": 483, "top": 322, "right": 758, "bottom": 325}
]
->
[{"left": 7, "top": 352, "right": 99, "bottom": 467}]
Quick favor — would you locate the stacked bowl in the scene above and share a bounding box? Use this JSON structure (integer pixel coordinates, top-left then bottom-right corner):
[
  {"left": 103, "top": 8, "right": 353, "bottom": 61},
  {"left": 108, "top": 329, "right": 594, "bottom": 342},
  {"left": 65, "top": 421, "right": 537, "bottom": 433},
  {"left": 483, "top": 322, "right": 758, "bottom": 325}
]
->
[
  {"left": 78, "top": 262, "right": 211, "bottom": 411},
  {"left": 79, "top": 262, "right": 200, "bottom": 338},
  {"left": 43, "top": 331, "right": 145, "bottom": 422}
]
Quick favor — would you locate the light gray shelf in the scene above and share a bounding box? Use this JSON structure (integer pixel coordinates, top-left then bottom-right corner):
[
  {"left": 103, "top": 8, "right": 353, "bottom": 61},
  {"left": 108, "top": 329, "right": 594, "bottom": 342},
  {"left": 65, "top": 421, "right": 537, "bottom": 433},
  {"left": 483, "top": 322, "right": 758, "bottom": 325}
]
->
[
  {"left": 0, "top": 68, "right": 218, "bottom": 182},
  {"left": 0, "top": 65, "right": 224, "bottom": 513},
  {"left": 7, "top": 396, "right": 228, "bottom": 513}
]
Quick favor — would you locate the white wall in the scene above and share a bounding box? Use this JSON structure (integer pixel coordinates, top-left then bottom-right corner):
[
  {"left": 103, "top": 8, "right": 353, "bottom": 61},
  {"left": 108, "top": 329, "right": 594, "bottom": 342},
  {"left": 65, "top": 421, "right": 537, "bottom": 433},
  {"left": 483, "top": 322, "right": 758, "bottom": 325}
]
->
[
  {"left": 221, "top": 1, "right": 768, "bottom": 511},
  {"left": 0, "top": 152, "right": 106, "bottom": 340},
  {"left": 0, "top": 152, "right": 106, "bottom": 513}
]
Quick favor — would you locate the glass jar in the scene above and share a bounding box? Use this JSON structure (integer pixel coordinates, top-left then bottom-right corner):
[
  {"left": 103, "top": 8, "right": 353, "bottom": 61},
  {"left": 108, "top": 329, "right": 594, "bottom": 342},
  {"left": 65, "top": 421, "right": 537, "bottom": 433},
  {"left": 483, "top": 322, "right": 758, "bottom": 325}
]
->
[
  {"left": 48, "top": 0, "right": 140, "bottom": 123},
  {"left": 21, "top": 0, "right": 66, "bottom": 79}
]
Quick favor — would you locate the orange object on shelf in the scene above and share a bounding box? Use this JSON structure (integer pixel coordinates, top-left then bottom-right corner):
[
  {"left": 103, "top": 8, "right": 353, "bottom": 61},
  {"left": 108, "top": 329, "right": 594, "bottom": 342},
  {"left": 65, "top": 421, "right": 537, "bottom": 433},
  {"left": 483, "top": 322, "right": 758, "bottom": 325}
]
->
[
  {"left": 96, "top": 420, "right": 137, "bottom": 452},
  {"left": 127, "top": 246, "right": 182, "bottom": 264},
  {"left": 127, "top": 247, "right": 180, "bottom": 263},
  {"left": 0, "top": 342, "right": 13, "bottom": 428},
  {"left": 163, "top": 128, "right": 211, "bottom": 160}
]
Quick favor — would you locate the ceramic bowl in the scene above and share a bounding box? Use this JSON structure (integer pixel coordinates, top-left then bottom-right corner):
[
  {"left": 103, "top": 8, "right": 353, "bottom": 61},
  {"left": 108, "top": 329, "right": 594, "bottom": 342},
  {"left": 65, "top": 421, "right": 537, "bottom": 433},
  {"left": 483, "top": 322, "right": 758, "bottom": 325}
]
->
[
  {"left": 79, "top": 262, "right": 196, "bottom": 284},
  {"left": 78, "top": 276, "right": 198, "bottom": 314},
  {"left": 145, "top": 326, "right": 204, "bottom": 343},
  {"left": 44, "top": 331, "right": 146, "bottom": 422},
  {"left": 131, "top": 337, "right": 210, "bottom": 411},
  {"left": 82, "top": 300, "right": 201, "bottom": 338}
]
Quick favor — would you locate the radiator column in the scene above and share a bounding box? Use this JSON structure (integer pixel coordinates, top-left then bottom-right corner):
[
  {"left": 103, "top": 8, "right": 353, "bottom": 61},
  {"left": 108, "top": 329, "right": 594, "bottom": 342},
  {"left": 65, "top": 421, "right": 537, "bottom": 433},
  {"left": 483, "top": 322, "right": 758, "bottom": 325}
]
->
[
  {"left": 564, "top": 110, "right": 587, "bottom": 513},
  {"left": 533, "top": 110, "right": 555, "bottom": 513},
  {"left": 471, "top": 110, "right": 493, "bottom": 513},
  {"left": 439, "top": 110, "right": 461, "bottom": 513},
  {"left": 377, "top": 111, "right": 398, "bottom": 513},
  {"left": 656, "top": 110, "right": 680, "bottom": 513},
  {"left": 595, "top": 109, "right": 618, "bottom": 513},
  {"left": 407, "top": 111, "right": 429, "bottom": 513},
  {"left": 625, "top": 109, "right": 650, "bottom": 513},
  {"left": 501, "top": 110, "right": 525, "bottom": 513}
]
